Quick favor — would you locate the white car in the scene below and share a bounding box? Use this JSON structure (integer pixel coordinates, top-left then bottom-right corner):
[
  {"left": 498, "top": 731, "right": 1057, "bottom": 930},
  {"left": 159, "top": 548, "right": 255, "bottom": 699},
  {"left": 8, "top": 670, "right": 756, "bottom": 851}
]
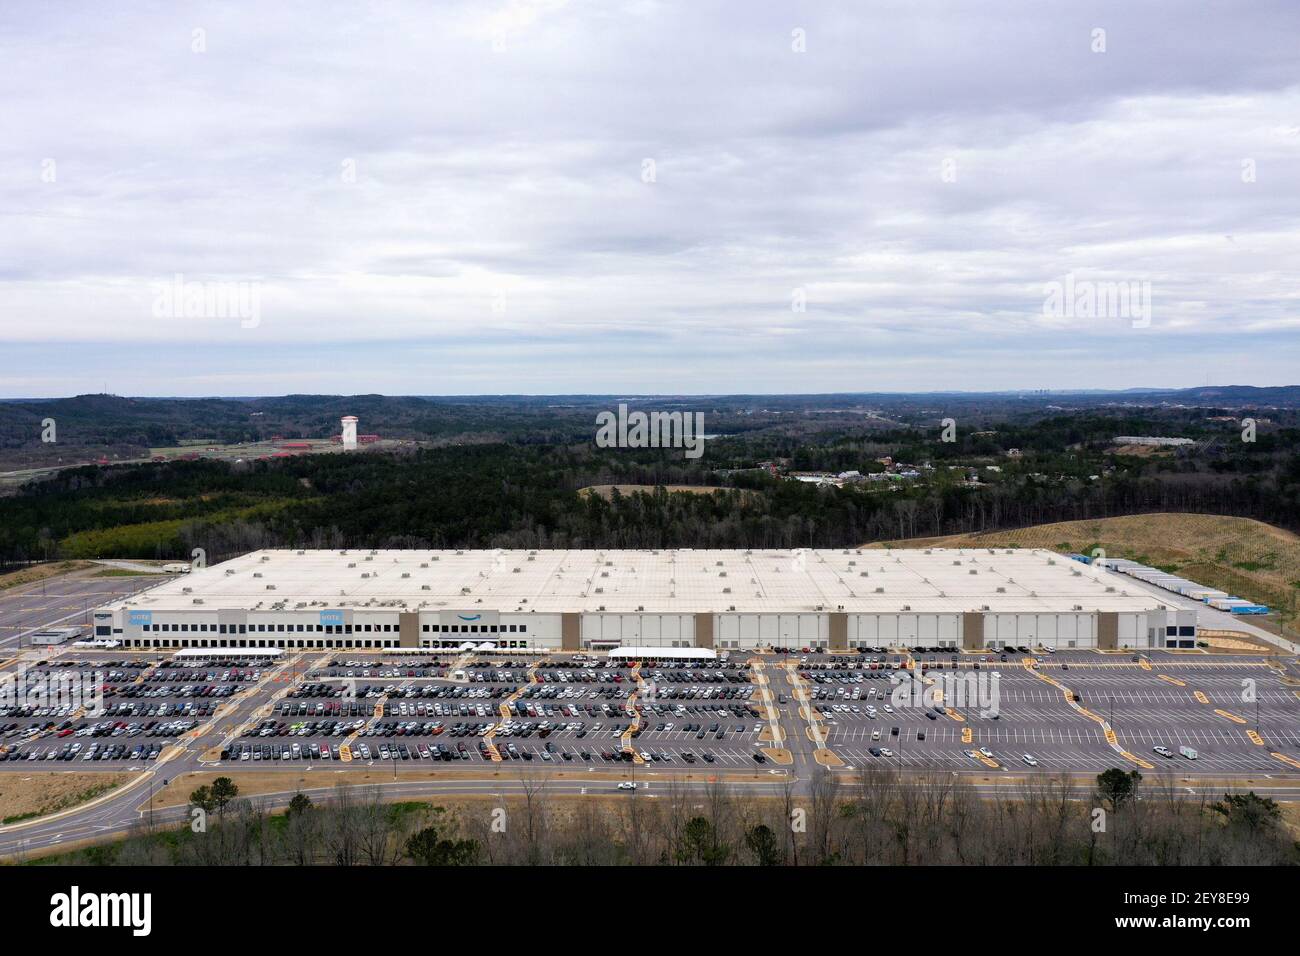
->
[
  {"left": 879, "top": 748, "right": 894, "bottom": 757},
  {"left": 616, "top": 781, "right": 638, "bottom": 791},
  {"left": 1022, "top": 754, "right": 1038, "bottom": 766},
  {"left": 1153, "top": 745, "right": 1174, "bottom": 758},
  {"left": 979, "top": 747, "right": 993, "bottom": 758}
]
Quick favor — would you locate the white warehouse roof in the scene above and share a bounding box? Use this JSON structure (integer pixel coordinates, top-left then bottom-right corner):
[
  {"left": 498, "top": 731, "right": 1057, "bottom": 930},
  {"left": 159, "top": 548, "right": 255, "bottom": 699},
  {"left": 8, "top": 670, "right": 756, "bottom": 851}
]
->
[{"left": 102, "top": 548, "right": 1166, "bottom": 616}]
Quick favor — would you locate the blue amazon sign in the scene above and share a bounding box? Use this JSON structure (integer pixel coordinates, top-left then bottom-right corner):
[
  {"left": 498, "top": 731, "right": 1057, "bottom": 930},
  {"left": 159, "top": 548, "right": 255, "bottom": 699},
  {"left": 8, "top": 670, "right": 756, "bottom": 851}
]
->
[
  {"left": 128, "top": 610, "right": 152, "bottom": 627},
  {"left": 320, "top": 610, "right": 345, "bottom": 627}
]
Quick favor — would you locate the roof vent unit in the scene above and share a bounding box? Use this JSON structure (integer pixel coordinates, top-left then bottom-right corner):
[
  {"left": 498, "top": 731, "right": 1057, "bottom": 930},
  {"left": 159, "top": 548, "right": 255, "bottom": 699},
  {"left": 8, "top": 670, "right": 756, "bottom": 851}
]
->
[
  {"left": 348, "top": 562, "right": 356, "bottom": 568},
  {"left": 370, "top": 550, "right": 378, "bottom": 555},
  {"left": 431, "top": 556, "right": 439, "bottom": 561},
  {"left": 718, "top": 571, "right": 727, "bottom": 577},
  {"left": 421, "top": 585, "right": 431, "bottom": 591},
  {"left": 874, "top": 587, "right": 885, "bottom": 594},
  {"left": 1047, "top": 558, "right": 1056, "bottom": 565},
  {"left": 461, "top": 586, "right": 471, "bottom": 594},
  {"left": 722, "top": 587, "right": 732, "bottom": 594},
  {"left": 1105, "top": 586, "right": 1116, "bottom": 593},
  {"left": 297, "top": 550, "right": 305, "bottom": 555},
  {"left": 401, "top": 572, "right": 410, "bottom": 579},
  {"left": 969, "top": 569, "right": 978, "bottom": 575},
  {"left": 365, "top": 555, "right": 373, "bottom": 562},
  {"left": 361, "top": 572, "right": 370, "bottom": 579},
  {"left": 953, "top": 560, "right": 961, "bottom": 565},
  {"left": 860, "top": 571, "right": 869, "bottom": 577},
  {"left": 636, "top": 605, "right": 644, "bottom": 611},
  {"left": 848, "top": 560, "right": 856, "bottom": 566},
  {"left": 253, "top": 572, "right": 262, "bottom": 578},
  {"left": 1073, "top": 604, "right": 1083, "bottom": 611},
  {"left": 261, "top": 555, "right": 270, "bottom": 562},
  {"left": 420, "top": 563, "right": 429, "bottom": 569},
  {"left": 512, "top": 567, "right": 521, "bottom": 573},
  {"left": 594, "top": 587, "right": 604, "bottom": 594},
  {"left": 266, "top": 584, "right": 276, "bottom": 590},
  {"left": 996, "top": 587, "right": 1006, "bottom": 593},
  {"left": 600, "top": 571, "right": 609, "bottom": 578},
  {"left": 527, "top": 555, "right": 535, "bottom": 561},
  {"left": 225, "top": 569, "right": 235, "bottom": 576},
  {"left": 192, "top": 598, "right": 204, "bottom": 605},
  {"left": 729, "top": 604, "right": 736, "bottom": 611},
  {"left": 981, "top": 604, "right": 991, "bottom": 611},
  {"left": 598, "top": 605, "right": 606, "bottom": 612},
  {"left": 901, "top": 604, "right": 911, "bottom": 611}
]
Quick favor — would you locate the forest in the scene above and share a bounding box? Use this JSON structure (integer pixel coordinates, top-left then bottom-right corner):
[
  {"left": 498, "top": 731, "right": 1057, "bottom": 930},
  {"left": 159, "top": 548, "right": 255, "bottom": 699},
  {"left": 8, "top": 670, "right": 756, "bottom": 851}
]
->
[{"left": 2, "top": 401, "right": 1299, "bottom": 567}]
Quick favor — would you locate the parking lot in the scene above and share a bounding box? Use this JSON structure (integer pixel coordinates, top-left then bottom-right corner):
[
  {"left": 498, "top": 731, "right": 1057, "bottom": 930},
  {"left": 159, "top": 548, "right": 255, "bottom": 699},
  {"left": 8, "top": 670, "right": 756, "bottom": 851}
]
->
[
  {"left": 0, "top": 655, "right": 268, "bottom": 765},
  {"left": 220, "top": 656, "right": 771, "bottom": 769},
  {"left": 794, "top": 647, "right": 1300, "bottom": 775},
  {"left": 1, "top": 643, "right": 1297, "bottom": 778}
]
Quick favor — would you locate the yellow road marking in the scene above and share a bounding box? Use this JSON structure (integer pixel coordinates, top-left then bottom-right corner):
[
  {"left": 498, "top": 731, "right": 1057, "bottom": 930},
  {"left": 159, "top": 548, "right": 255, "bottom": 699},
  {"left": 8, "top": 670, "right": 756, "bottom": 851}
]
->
[
  {"left": 1119, "top": 751, "right": 1155, "bottom": 770},
  {"left": 1214, "top": 709, "right": 1247, "bottom": 724},
  {"left": 484, "top": 662, "right": 538, "bottom": 762},
  {"left": 1270, "top": 751, "right": 1300, "bottom": 770},
  {"left": 1194, "top": 691, "right": 1210, "bottom": 704},
  {"left": 1246, "top": 730, "right": 1265, "bottom": 746},
  {"left": 1157, "top": 674, "right": 1186, "bottom": 687},
  {"left": 945, "top": 707, "right": 964, "bottom": 722},
  {"left": 961, "top": 727, "right": 972, "bottom": 744}
]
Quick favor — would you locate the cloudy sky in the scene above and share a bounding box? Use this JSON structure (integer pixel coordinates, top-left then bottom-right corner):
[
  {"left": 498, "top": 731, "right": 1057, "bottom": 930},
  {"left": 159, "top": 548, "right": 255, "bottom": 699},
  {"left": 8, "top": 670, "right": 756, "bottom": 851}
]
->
[{"left": 1, "top": 0, "right": 1297, "bottom": 397}]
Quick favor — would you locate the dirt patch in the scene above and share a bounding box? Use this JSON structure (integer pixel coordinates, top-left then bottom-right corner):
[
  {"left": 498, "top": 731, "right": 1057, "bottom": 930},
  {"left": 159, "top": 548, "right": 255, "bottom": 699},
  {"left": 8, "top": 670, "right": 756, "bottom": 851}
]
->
[{"left": 0, "top": 771, "right": 130, "bottom": 823}]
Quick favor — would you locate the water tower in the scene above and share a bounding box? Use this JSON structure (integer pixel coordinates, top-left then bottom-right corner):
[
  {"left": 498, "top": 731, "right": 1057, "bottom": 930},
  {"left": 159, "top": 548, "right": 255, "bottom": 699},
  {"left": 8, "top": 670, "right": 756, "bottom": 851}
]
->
[{"left": 341, "top": 415, "right": 358, "bottom": 450}]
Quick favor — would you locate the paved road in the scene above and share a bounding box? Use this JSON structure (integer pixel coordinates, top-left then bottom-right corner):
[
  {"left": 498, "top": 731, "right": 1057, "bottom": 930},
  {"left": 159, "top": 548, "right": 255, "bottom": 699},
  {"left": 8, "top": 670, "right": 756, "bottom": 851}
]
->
[{"left": 0, "top": 570, "right": 162, "bottom": 650}]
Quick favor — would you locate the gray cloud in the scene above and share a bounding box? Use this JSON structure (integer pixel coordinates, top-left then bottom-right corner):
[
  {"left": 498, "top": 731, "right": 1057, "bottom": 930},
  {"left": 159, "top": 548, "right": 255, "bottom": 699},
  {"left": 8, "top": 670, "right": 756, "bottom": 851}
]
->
[{"left": 0, "top": 0, "right": 1297, "bottom": 395}]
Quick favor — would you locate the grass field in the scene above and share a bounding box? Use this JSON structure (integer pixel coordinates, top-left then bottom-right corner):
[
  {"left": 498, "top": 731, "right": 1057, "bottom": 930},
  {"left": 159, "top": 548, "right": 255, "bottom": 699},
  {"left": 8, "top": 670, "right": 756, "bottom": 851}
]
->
[
  {"left": 0, "top": 772, "right": 130, "bottom": 824},
  {"left": 0, "top": 561, "right": 94, "bottom": 592},
  {"left": 869, "top": 513, "right": 1300, "bottom": 637}
]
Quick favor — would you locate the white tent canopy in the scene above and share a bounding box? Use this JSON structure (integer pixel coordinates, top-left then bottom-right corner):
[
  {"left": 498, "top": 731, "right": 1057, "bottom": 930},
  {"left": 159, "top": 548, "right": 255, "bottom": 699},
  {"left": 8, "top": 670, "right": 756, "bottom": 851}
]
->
[
  {"left": 607, "top": 646, "right": 716, "bottom": 660},
  {"left": 172, "top": 646, "right": 284, "bottom": 658}
]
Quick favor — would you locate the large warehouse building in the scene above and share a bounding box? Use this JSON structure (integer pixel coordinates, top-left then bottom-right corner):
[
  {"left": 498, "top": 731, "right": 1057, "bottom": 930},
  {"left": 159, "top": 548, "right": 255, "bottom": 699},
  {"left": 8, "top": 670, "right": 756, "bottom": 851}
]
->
[{"left": 91, "top": 548, "right": 1197, "bottom": 652}]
